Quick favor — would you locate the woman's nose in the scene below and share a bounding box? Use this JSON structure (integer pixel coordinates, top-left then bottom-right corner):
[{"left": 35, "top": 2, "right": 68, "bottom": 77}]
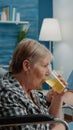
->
[
  {"left": 48, "top": 64, "right": 52, "bottom": 74},
  {"left": 46, "top": 68, "right": 51, "bottom": 76},
  {"left": 48, "top": 64, "right": 52, "bottom": 71}
]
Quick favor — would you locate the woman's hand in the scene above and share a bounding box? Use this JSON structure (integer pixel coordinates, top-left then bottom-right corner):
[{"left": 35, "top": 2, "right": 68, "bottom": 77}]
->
[
  {"left": 57, "top": 74, "right": 68, "bottom": 87},
  {"left": 46, "top": 89, "right": 54, "bottom": 102},
  {"left": 46, "top": 89, "right": 67, "bottom": 118},
  {"left": 46, "top": 88, "right": 67, "bottom": 103}
]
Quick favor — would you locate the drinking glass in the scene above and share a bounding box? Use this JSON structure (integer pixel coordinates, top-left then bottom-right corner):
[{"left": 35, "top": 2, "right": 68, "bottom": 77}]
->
[{"left": 45, "top": 70, "right": 66, "bottom": 93}]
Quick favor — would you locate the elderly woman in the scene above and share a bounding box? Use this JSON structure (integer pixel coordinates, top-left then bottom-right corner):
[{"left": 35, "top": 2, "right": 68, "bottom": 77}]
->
[{"left": 0, "top": 38, "right": 67, "bottom": 130}]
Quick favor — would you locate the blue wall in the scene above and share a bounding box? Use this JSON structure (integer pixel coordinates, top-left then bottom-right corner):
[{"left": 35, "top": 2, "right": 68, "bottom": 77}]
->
[
  {"left": 39, "top": 0, "right": 53, "bottom": 49},
  {"left": 0, "top": 0, "right": 53, "bottom": 66}
]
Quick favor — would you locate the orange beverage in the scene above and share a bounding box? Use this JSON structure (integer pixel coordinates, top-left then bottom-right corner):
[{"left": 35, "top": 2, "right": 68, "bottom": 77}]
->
[{"left": 45, "top": 70, "right": 66, "bottom": 93}]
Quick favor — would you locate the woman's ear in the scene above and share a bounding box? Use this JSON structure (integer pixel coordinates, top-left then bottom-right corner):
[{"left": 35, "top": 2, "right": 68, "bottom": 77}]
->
[{"left": 22, "top": 60, "right": 30, "bottom": 71}]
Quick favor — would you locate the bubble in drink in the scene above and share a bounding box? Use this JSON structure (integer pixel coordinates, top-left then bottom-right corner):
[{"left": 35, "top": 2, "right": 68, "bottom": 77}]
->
[{"left": 45, "top": 72, "right": 66, "bottom": 94}]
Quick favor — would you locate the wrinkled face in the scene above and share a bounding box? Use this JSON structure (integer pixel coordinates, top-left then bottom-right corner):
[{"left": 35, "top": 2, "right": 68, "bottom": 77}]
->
[{"left": 28, "top": 56, "right": 51, "bottom": 90}]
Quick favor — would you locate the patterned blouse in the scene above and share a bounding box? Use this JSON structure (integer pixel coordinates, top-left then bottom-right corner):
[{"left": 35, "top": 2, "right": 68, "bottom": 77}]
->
[{"left": 0, "top": 72, "right": 50, "bottom": 130}]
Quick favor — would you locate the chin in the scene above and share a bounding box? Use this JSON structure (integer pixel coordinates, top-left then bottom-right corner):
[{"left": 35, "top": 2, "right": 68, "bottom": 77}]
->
[{"left": 33, "top": 86, "right": 40, "bottom": 90}]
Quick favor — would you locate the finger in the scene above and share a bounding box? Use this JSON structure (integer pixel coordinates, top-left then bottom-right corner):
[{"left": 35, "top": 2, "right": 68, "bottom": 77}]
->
[{"left": 58, "top": 75, "right": 68, "bottom": 86}]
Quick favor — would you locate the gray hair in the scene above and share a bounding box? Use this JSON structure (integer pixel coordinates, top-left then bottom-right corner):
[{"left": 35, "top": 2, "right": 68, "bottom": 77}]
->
[{"left": 10, "top": 38, "right": 53, "bottom": 73}]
